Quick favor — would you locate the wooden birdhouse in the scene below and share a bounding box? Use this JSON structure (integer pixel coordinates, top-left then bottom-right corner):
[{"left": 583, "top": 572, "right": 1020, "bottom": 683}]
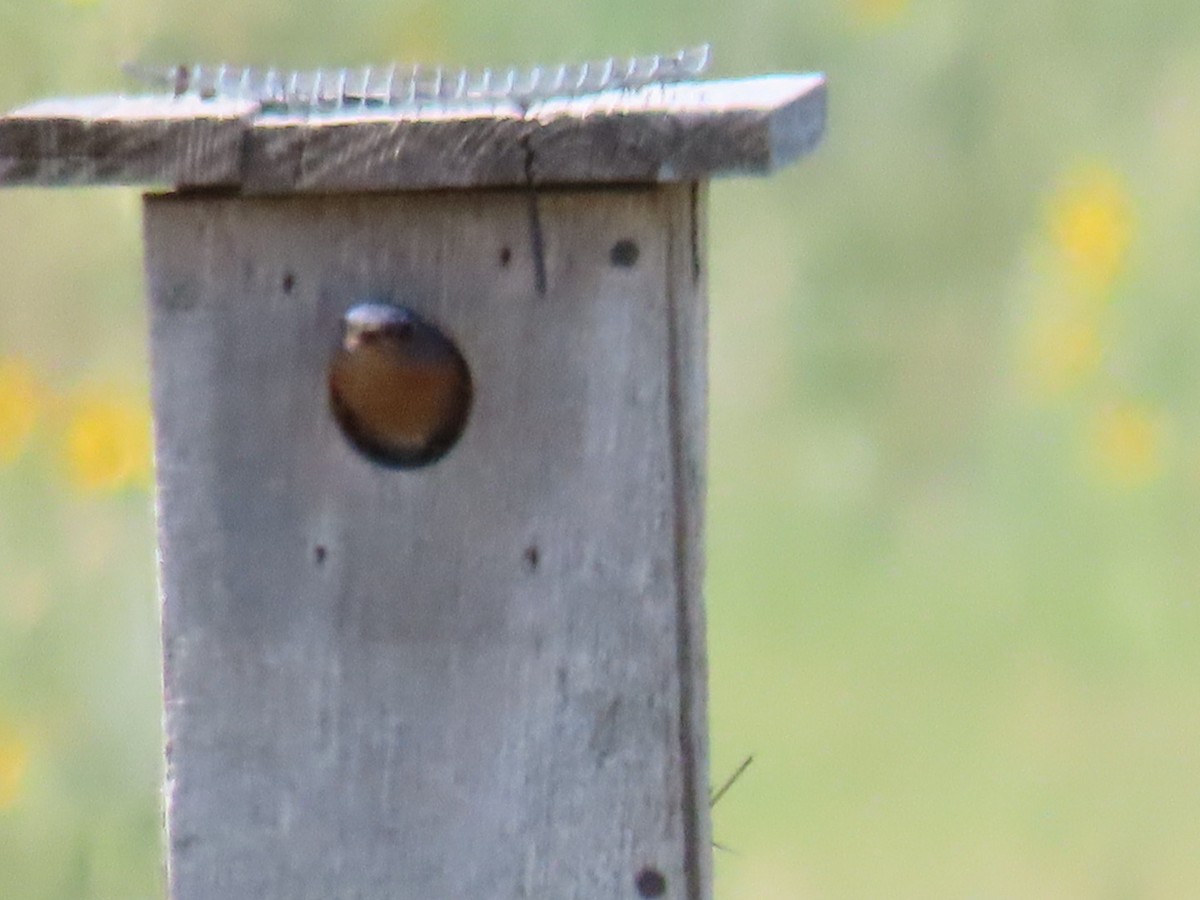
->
[{"left": 0, "top": 47, "right": 825, "bottom": 899}]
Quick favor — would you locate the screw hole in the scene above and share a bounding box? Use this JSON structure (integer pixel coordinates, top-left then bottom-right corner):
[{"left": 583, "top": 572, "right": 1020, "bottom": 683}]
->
[
  {"left": 499, "top": 246, "right": 512, "bottom": 267},
  {"left": 634, "top": 867, "right": 666, "bottom": 898},
  {"left": 282, "top": 272, "right": 296, "bottom": 294},
  {"left": 610, "top": 239, "right": 639, "bottom": 268},
  {"left": 313, "top": 545, "right": 327, "bottom": 566},
  {"left": 523, "top": 545, "right": 539, "bottom": 572}
]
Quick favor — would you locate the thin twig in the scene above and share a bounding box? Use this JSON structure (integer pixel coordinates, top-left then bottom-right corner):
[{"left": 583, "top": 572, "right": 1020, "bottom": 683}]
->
[{"left": 710, "top": 754, "right": 754, "bottom": 808}]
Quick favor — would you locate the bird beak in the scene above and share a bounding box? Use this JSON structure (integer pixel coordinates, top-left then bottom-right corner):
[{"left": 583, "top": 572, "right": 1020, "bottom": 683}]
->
[{"left": 342, "top": 320, "right": 371, "bottom": 350}]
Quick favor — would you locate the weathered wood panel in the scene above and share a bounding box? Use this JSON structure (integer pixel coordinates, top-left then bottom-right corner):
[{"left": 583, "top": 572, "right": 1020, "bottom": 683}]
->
[
  {"left": 0, "top": 95, "right": 254, "bottom": 186},
  {"left": 145, "top": 184, "right": 711, "bottom": 899},
  {"left": 3, "top": 75, "right": 825, "bottom": 191}
]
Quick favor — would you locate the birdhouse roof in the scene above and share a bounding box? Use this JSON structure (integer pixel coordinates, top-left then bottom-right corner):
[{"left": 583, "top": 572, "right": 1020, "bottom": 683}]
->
[{"left": 0, "top": 73, "right": 825, "bottom": 193}]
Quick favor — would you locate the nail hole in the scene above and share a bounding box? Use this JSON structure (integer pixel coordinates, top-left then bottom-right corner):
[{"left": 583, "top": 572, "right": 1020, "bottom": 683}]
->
[
  {"left": 282, "top": 272, "right": 295, "bottom": 294},
  {"left": 172, "top": 833, "right": 199, "bottom": 853},
  {"left": 523, "top": 545, "right": 539, "bottom": 572},
  {"left": 499, "top": 246, "right": 512, "bottom": 267},
  {"left": 610, "top": 239, "right": 639, "bottom": 268},
  {"left": 329, "top": 303, "right": 473, "bottom": 469},
  {"left": 635, "top": 867, "right": 666, "bottom": 898},
  {"left": 313, "top": 545, "right": 327, "bottom": 566}
]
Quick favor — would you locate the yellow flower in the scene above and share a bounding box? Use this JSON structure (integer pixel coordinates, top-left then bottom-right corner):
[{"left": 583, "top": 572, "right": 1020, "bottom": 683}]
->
[
  {"left": 0, "top": 357, "right": 40, "bottom": 466},
  {"left": 1048, "top": 166, "right": 1132, "bottom": 292},
  {"left": 0, "top": 729, "right": 28, "bottom": 810},
  {"left": 62, "top": 394, "right": 153, "bottom": 492},
  {"left": 1087, "top": 402, "right": 1165, "bottom": 487},
  {"left": 849, "top": 0, "right": 911, "bottom": 26}
]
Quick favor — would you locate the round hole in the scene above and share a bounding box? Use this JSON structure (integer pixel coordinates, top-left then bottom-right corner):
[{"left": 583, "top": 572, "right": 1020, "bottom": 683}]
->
[
  {"left": 634, "top": 867, "right": 666, "bottom": 898},
  {"left": 282, "top": 272, "right": 296, "bottom": 294},
  {"left": 523, "top": 545, "right": 540, "bottom": 572},
  {"left": 313, "top": 545, "right": 327, "bottom": 566},
  {"left": 329, "top": 303, "right": 473, "bottom": 469},
  {"left": 610, "top": 239, "right": 640, "bottom": 268},
  {"left": 499, "top": 246, "right": 513, "bottom": 267}
]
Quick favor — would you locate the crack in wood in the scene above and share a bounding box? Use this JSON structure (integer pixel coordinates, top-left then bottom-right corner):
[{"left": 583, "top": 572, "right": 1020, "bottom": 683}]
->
[
  {"left": 689, "top": 182, "right": 701, "bottom": 285},
  {"left": 666, "top": 200, "right": 705, "bottom": 900},
  {"left": 519, "top": 129, "right": 548, "bottom": 297}
]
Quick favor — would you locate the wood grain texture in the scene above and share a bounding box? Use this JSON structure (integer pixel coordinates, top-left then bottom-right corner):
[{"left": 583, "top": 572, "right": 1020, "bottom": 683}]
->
[
  {"left": 145, "top": 184, "right": 711, "bottom": 899},
  {"left": 0, "top": 95, "right": 254, "bottom": 186},
  {"left": 3, "top": 75, "right": 824, "bottom": 191}
]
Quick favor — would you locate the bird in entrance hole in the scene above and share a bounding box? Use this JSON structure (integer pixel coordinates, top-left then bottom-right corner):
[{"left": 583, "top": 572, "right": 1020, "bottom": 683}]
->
[{"left": 328, "top": 303, "right": 473, "bottom": 468}]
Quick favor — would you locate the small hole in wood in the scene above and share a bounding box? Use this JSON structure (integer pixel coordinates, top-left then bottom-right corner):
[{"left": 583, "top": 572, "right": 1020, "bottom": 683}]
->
[
  {"left": 634, "top": 867, "right": 666, "bottom": 898},
  {"left": 499, "top": 246, "right": 512, "bottom": 267},
  {"left": 329, "top": 303, "right": 473, "bottom": 469},
  {"left": 313, "top": 545, "right": 327, "bottom": 566},
  {"left": 282, "top": 272, "right": 296, "bottom": 294},
  {"left": 610, "top": 239, "right": 640, "bottom": 268},
  {"left": 523, "top": 545, "right": 539, "bottom": 572}
]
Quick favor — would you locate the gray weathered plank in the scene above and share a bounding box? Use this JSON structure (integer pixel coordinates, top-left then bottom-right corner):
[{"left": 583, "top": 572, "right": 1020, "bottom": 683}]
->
[
  {"left": 3, "top": 74, "right": 825, "bottom": 191},
  {"left": 145, "top": 184, "right": 711, "bottom": 899},
  {"left": 0, "top": 95, "right": 255, "bottom": 187}
]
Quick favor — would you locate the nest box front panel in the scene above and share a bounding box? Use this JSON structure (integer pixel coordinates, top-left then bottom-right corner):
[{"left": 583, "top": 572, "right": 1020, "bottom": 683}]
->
[{"left": 144, "top": 184, "right": 710, "bottom": 900}]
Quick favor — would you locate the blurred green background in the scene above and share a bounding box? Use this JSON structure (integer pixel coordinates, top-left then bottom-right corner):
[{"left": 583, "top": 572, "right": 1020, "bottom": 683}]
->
[{"left": 2, "top": 0, "right": 1199, "bottom": 896}]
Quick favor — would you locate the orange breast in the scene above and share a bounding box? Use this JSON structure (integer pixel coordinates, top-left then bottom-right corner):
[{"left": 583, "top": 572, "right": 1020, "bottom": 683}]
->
[{"left": 329, "top": 339, "right": 471, "bottom": 466}]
